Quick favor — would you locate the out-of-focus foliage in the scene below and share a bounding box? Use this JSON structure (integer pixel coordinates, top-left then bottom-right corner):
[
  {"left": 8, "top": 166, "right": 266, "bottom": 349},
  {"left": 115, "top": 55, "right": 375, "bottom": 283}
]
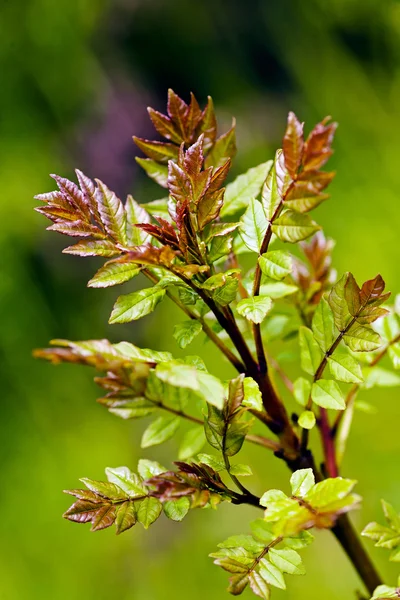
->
[{"left": 1, "top": 0, "right": 400, "bottom": 599}]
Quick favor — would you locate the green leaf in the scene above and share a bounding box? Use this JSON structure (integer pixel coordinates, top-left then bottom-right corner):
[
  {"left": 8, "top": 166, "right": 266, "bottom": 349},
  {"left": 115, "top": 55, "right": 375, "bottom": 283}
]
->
[
  {"left": 388, "top": 343, "right": 400, "bottom": 369},
  {"left": 222, "top": 161, "right": 272, "bottom": 217},
  {"left": 312, "top": 298, "right": 335, "bottom": 352},
  {"left": 243, "top": 377, "right": 263, "bottom": 411},
  {"left": 371, "top": 585, "right": 399, "bottom": 599},
  {"left": 163, "top": 497, "right": 191, "bottom": 521},
  {"left": 109, "top": 286, "right": 166, "bottom": 324},
  {"left": 344, "top": 325, "right": 381, "bottom": 352},
  {"left": 305, "top": 477, "right": 357, "bottom": 509},
  {"left": 197, "top": 453, "right": 225, "bottom": 471},
  {"left": 290, "top": 469, "right": 315, "bottom": 497},
  {"left": 363, "top": 367, "right": 400, "bottom": 389},
  {"left": 283, "top": 531, "right": 314, "bottom": 550},
  {"left": 259, "top": 250, "right": 292, "bottom": 281},
  {"left": 105, "top": 466, "right": 147, "bottom": 497},
  {"left": 250, "top": 520, "right": 275, "bottom": 544},
  {"left": 208, "top": 234, "right": 234, "bottom": 263},
  {"left": 115, "top": 501, "right": 136, "bottom": 534},
  {"left": 212, "top": 276, "right": 239, "bottom": 306},
  {"left": 239, "top": 198, "right": 268, "bottom": 253},
  {"left": 298, "top": 410, "right": 316, "bottom": 430},
  {"left": 137, "top": 459, "right": 166, "bottom": 479},
  {"left": 173, "top": 320, "right": 203, "bottom": 349},
  {"left": 178, "top": 427, "right": 206, "bottom": 460},
  {"left": 259, "top": 558, "right": 286, "bottom": 590},
  {"left": 141, "top": 416, "right": 180, "bottom": 448},
  {"left": 268, "top": 548, "right": 305, "bottom": 575},
  {"left": 125, "top": 194, "right": 151, "bottom": 245},
  {"left": 293, "top": 377, "right": 312, "bottom": 407},
  {"left": 136, "top": 157, "right": 169, "bottom": 187},
  {"left": 155, "top": 362, "right": 225, "bottom": 409},
  {"left": 311, "top": 380, "right": 345, "bottom": 410},
  {"left": 136, "top": 496, "right": 162, "bottom": 529},
  {"left": 299, "top": 326, "right": 322, "bottom": 376},
  {"left": 328, "top": 352, "right": 363, "bottom": 383},
  {"left": 271, "top": 210, "right": 319, "bottom": 243},
  {"left": 79, "top": 478, "right": 127, "bottom": 501},
  {"left": 328, "top": 273, "right": 353, "bottom": 332},
  {"left": 259, "top": 281, "right": 298, "bottom": 299},
  {"left": 237, "top": 296, "right": 273, "bottom": 324},
  {"left": 218, "top": 535, "right": 263, "bottom": 553},
  {"left": 230, "top": 464, "right": 253, "bottom": 476},
  {"left": 88, "top": 260, "right": 141, "bottom": 288},
  {"left": 249, "top": 571, "right": 270, "bottom": 599}
]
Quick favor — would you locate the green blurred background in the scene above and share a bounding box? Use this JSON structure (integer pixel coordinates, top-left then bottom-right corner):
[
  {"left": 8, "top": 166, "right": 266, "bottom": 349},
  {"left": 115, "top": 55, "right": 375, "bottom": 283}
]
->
[{"left": 1, "top": 0, "right": 399, "bottom": 598}]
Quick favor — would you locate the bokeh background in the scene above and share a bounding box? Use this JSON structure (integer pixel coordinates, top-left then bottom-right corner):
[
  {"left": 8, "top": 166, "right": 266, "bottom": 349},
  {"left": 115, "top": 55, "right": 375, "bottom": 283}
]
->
[{"left": 1, "top": 1, "right": 400, "bottom": 598}]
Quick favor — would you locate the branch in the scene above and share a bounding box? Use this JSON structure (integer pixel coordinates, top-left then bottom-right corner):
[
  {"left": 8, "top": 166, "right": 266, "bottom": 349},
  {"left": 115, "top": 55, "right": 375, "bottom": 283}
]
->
[
  {"left": 332, "top": 514, "right": 382, "bottom": 595},
  {"left": 144, "top": 269, "right": 245, "bottom": 372},
  {"left": 152, "top": 397, "right": 279, "bottom": 452}
]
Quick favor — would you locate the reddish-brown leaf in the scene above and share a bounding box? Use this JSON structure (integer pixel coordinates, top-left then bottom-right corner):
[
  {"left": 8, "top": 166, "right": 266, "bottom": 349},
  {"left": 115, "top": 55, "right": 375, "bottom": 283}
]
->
[
  {"left": 283, "top": 111, "right": 304, "bottom": 178},
  {"left": 47, "top": 220, "right": 105, "bottom": 238},
  {"left": 197, "top": 188, "right": 225, "bottom": 230},
  {"left": 168, "top": 161, "right": 192, "bottom": 204},
  {"left": 167, "top": 89, "right": 189, "bottom": 141},
  {"left": 75, "top": 169, "right": 103, "bottom": 224},
  {"left": 51, "top": 174, "right": 90, "bottom": 220},
  {"left": 147, "top": 107, "right": 182, "bottom": 144},
  {"left": 133, "top": 137, "right": 179, "bottom": 163},
  {"left": 303, "top": 119, "right": 337, "bottom": 172},
  {"left": 186, "top": 92, "right": 203, "bottom": 142}
]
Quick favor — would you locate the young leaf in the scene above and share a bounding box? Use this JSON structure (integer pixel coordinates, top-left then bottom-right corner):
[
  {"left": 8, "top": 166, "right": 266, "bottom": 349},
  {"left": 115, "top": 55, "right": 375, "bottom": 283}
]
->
[
  {"left": 137, "top": 459, "right": 167, "bottom": 479},
  {"left": 298, "top": 410, "right": 316, "bottom": 430},
  {"left": 163, "top": 497, "right": 191, "bottom": 521},
  {"left": 258, "top": 250, "right": 292, "bottom": 281},
  {"left": 243, "top": 377, "right": 263, "bottom": 412},
  {"left": 115, "top": 501, "right": 136, "bottom": 534},
  {"left": 137, "top": 496, "right": 162, "bottom": 529},
  {"left": 299, "top": 327, "right": 322, "bottom": 376},
  {"left": 343, "top": 325, "right": 381, "bottom": 353},
  {"left": 249, "top": 571, "right": 270, "bottom": 599},
  {"left": 237, "top": 296, "right": 273, "bottom": 324},
  {"left": 271, "top": 210, "right": 320, "bottom": 243},
  {"left": 178, "top": 427, "right": 206, "bottom": 460},
  {"left": 328, "top": 352, "right": 363, "bottom": 384},
  {"left": 261, "top": 149, "right": 289, "bottom": 220},
  {"left": 268, "top": 548, "right": 305, "bottom": 575},
  {"left": 311, "top": 380, "right": 345, "bottom": 410},
  {"left": 173, "top": 320, "right": 203, "bottom": 349},
  {"left": 95, "top": 179, "right": 127, "bottom": 244},
  {"left": 141, "top": 416, "right": 180, "bottom": 448},
  {"left": 290, "top": 468, "right": 315, "bottom": 497},
  {"left": 109, "top": 286, "right": 166, "bottom": 324},
  {"left": 230, "top": 464, "right": 253, "bottom": 476},
  {"left": 282, "top": 112, "right": 304, "bottom": 178},
  {"left": 293, "top": 377, "right": 312, "bottom": 407},
  {"left": 239, "top": 198, "right": 268, "bottom": 253},
  {"left": 312, "top": 297, "right": 335, "bottom": 352},
  {"left": 259, "top": 558, "right": 286, "bottom": 590},
  {"left": 136, "top": 157, "right": 169, "bottom": 187},
  {"left": 105, "top": 466, "right": 147, "bottom": 497},
  {"left": 222, "top": 161, "right": 272, "bottom": 217},
  {"left": 88, "top": 260, "right": 141, "bottom": 288}
]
